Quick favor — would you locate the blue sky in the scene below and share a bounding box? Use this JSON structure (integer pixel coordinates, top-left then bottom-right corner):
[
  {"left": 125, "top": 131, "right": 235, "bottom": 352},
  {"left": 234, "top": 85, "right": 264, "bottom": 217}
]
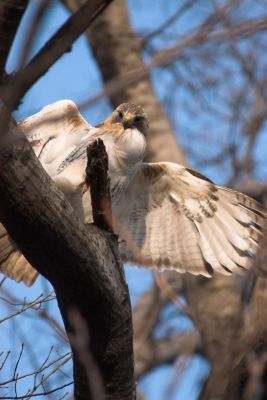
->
[{"left": 3, "top": 0, "right": 266, "bottom": 398}]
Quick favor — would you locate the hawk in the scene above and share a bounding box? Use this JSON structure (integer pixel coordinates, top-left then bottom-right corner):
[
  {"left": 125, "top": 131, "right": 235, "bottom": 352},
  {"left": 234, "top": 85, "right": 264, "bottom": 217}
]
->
[{"left": 0, "top": 100, "right": 266, "bottom": 285}]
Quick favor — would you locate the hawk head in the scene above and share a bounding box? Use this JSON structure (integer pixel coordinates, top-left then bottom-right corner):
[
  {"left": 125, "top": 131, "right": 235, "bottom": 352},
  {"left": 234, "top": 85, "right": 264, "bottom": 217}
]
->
[{"left": 110, "top": 103, "right": 150, "bottom": 137}]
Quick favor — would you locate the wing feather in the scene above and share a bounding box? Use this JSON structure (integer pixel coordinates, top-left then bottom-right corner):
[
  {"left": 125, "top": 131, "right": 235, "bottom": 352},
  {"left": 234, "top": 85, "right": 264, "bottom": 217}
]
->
[
  {"left": 0, "top": 224, "right": 38, "bottom": 286},
  {"left": 19, "top": 100, "right": 92, "bottom": 175},
  {"left": 113, "top": 162, "right": 267, "bottom": 277}
]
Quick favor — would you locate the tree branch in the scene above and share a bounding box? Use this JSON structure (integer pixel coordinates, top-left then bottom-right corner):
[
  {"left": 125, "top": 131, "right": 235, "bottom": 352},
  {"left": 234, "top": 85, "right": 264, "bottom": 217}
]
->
[
  {"left": 86, "top": 138, "right": 112, "bottom": 232},
  {"left": 1, "top": 0, "right": 113, "bottom": 111},
  {"left": 135, "top": 332, "right": 199, "bottom": 379},
  {"left": 0, "top": 103, "right": 134, "bottom": 400}
]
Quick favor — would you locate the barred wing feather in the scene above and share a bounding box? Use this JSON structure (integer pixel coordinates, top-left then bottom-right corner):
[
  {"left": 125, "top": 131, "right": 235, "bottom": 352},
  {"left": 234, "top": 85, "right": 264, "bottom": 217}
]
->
[{"left": 115, "top": 162, "right": 267, "bottom": 277}]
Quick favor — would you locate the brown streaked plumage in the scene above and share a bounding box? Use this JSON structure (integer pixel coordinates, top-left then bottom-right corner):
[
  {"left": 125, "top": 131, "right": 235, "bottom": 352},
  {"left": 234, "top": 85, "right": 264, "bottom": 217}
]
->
[{"left": 0, "top": 100, "right": 266, "bottom": 286}]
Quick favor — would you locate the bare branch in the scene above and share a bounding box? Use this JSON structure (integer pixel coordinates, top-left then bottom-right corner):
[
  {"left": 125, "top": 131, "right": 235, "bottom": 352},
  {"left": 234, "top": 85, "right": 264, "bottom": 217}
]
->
[
  {"left": 1, "top": 0, "right": 113, "bottom": 111},
  {"left": 135, "top": 332, "right": 199, "bottom": 379},
  {"left": 0, "top": 381, "right": 73, "bottom": 399},
  {"left": 86, "top": 139, "right": 113, "bottom": 232},
  {"left": 80, "top": 13, "right": 267, "bottom": 114}
]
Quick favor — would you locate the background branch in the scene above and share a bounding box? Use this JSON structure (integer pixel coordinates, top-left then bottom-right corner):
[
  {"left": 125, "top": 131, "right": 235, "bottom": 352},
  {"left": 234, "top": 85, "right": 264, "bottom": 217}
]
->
[{"left": 1, "top": 0, "right": 113, "bottom": 111}]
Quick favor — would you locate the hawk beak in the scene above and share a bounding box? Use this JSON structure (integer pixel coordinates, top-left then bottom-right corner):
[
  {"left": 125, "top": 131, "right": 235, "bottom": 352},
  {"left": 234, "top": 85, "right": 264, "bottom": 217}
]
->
[{"left": 122, "top": 113, "right": 134, "bottom": 130}]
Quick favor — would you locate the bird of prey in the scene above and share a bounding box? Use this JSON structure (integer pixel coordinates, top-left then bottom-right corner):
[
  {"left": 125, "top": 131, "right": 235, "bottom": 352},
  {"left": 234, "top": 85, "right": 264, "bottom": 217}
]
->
[{"left": 0, "top": 100, "right": 266, "bottom": 286}]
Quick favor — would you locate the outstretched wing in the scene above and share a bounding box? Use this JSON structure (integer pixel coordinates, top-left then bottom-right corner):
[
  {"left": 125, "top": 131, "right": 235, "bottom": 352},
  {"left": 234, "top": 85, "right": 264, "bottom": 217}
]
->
[
  {"left": 0, "top": 100, "right": 92, "bottom": 286},
  {"left": 19, "top": 99, "right": 92, "bottom": 175},
  {"left": 114, "top": 162, "right": 267, "bottom": 277}
]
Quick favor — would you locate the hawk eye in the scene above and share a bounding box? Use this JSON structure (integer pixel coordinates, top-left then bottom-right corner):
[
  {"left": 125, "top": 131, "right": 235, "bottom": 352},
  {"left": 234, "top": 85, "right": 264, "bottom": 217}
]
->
[
  {"left": 134, "top": 116, "right": 142, "bottom": 123},
  {"left": 117, "top": 110, "right": 123, "bottom": 120}
]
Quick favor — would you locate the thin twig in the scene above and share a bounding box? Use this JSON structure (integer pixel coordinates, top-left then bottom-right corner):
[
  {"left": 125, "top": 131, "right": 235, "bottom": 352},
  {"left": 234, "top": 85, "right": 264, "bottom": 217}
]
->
[{"left": 0, "top": 381, "right": 73, "bottom": 399}]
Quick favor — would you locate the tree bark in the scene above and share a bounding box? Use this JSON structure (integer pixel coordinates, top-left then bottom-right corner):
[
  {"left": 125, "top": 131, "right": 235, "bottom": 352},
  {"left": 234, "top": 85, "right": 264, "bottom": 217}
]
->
[
  {"left": 86, "top": 138, "right": 113, "bottom": 232},
  {"left": 0, "top": 104, "right": 134, "bottom": 400}
]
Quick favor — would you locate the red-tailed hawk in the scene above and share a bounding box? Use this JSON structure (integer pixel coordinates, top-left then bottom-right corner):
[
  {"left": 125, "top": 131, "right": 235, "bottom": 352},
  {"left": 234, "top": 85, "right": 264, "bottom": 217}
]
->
[{"left": 0, "top": 100, "right": 266, "bottom": 285}]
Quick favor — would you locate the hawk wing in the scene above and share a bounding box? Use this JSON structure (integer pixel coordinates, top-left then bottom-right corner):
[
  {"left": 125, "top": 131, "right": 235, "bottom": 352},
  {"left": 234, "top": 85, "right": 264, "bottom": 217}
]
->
[
  {"left": 0, "top": 225, "right": 38, "bottom": 286},
  {"left": 114, "top": 162, "right": 267, "bottom": 277},
  {"left": 0, "top": 100, "right": 92, "bottom": 286},
  {"left": 19, "top": 99, "right": 92, "bottom": 174}
]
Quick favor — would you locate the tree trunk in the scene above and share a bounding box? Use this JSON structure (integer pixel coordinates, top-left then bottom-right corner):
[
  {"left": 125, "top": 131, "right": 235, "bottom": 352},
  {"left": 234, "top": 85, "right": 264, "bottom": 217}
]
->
[{"left": 0, "top": 105, "right": 135, "bottom": 400}]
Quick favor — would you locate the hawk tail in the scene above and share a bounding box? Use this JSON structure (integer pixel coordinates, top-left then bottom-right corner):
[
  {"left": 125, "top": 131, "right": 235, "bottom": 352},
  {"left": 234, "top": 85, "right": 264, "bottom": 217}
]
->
[{"left": 0, "top": 224, "right": 38, "bottom": 286}]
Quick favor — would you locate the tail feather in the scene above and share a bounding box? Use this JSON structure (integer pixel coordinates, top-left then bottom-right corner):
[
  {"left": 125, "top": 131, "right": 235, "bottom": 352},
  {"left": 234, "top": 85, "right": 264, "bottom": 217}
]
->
[{"left": 0, "top": 224, "right": 38, "bottom": 286}]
